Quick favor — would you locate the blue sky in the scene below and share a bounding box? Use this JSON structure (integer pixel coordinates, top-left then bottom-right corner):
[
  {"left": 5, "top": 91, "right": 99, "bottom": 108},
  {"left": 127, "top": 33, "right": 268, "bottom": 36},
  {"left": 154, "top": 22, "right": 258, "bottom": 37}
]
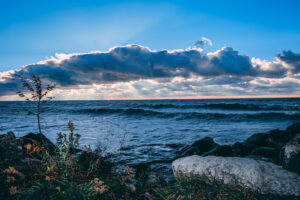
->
[
  {"left": 1, "top": 0, "right": 300, "bottom": 71},
  {"left": 0, "top": 0, "right": 300, "bottom": 100}
]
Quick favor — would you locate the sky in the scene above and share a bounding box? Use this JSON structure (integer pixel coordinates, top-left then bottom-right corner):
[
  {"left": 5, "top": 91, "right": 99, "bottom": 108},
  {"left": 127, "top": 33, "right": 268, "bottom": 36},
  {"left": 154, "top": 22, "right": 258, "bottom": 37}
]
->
[{"left": 0, "top": 0, "right": 300, "bottom": 100}]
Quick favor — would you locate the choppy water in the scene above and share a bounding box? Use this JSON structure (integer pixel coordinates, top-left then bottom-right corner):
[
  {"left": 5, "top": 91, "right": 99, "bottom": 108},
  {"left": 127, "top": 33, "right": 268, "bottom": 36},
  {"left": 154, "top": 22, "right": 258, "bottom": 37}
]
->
[{"left": 0, "top": 98, "right": 299, "bottom": 165}]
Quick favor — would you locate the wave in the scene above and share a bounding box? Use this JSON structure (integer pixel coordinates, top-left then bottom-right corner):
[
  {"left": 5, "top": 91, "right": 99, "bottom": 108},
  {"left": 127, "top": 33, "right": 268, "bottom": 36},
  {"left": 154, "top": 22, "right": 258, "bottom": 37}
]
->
[
  {"left": 135, "top": 103, "right": 300, "bottom": 111},
  {"left": 75, "top": 108, "right": 300, "bottom": 121},
  {"left": 175, "top": 112, "right": 300, "bottom": 121},
  {"left": 76, "top": 108, "right": 167, "bottom": 117}
]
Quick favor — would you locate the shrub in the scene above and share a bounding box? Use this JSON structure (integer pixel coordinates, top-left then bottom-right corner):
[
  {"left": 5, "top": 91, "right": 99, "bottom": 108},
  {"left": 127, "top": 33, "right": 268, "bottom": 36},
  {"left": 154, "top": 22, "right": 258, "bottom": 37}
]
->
[{"left": 0, "top": 121, "right": 138, "bottom": 200}]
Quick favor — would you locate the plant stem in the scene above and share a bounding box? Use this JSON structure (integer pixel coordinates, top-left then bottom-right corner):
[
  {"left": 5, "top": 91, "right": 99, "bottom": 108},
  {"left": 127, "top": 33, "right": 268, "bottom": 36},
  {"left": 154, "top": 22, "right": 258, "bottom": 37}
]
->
[{"left": 37, "top": 99, "right": 42, "bottom": 134}]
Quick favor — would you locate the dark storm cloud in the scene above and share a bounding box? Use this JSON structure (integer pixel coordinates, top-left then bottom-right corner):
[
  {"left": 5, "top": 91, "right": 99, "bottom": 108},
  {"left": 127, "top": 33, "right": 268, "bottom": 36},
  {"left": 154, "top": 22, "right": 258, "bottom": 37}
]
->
[
  {"left": 208, "top": 47, "right": 255, "bottom": 75},
  {"left": 277, "top": 50, "right": 300, "bottom": 73},
  {"left": 0, "top": 45, "right": 299, "bottom": 96}
]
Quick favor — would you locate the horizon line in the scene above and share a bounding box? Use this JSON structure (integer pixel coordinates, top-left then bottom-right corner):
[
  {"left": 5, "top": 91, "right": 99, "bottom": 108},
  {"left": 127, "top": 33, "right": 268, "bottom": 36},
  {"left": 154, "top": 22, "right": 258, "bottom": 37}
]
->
[
  {"left": 1, "top": 94, "right": 300, "bottom": 101},
  {"left": 107, "top": 95, "right": 300, "bottom": 100}
]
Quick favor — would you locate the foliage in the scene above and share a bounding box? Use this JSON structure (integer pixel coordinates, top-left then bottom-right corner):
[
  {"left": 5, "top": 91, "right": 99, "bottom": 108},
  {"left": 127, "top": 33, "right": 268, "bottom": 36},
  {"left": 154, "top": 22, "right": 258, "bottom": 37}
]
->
[
  {"left": 0, "top": 121, "right": 138, "bottom": 200},
  {"left": 151, "top": 178, "right": 299, "bottom": 200}
]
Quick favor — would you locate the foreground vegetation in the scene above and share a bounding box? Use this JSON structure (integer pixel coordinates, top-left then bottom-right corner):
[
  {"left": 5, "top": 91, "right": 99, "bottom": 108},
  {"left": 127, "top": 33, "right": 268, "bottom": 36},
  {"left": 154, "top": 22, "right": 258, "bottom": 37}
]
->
[{"left": 0, "top": 122, "right": 133, "bottom": 199}]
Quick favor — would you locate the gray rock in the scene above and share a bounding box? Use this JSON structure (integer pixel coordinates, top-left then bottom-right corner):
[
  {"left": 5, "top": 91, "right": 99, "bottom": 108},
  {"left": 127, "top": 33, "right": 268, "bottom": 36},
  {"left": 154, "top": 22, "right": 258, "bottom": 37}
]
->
[
  {"left": 202, "top": 145, "right": 233, "bottom": 157},
  {"left": 0, "top": 131, "right": 16, "bottom": 142},
  {"left": 0, "top": 132, "right": 23, "bottom": 162},
  {"left": 245, "top": 129, "right": 286, "bottom": 148},
  {"left": 245, "top": 132, "right": 268, "bottom": 146},
  {"left": 180, "top": 137, "right": 217, "bottom": 156},
  {"left": 172, "top": 155, "right": 300, "bottom": 196},
  {"left": 21, "top": 133, "right": 56, "bottom": 154},
  {"left": 285, "top": 123, "right": 300, "bottom": 140},
  {"left": 232, "top": 142, "right": 256, "bottom": 156},
  {"left": 281, "top": 133, "right": 300, "bottom": 174},
  {"left": 251, "top": 146, "right": 278, "bottom": 158}
]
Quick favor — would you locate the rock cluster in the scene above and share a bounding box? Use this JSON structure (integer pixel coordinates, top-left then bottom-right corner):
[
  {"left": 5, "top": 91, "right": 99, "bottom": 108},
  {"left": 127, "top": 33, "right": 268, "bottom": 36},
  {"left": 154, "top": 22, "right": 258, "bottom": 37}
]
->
[
  {"left": 0, "top": 131, "right": 23, "bottom": 162},
  {"left": 180, "top": 123, "right": 300, "bottom": 173},
  {"left": 0, "top": 132, "right": 58, "bottom": 167},
  {"left": 174, "top": 123, "right": 300, "bottom": 196}
]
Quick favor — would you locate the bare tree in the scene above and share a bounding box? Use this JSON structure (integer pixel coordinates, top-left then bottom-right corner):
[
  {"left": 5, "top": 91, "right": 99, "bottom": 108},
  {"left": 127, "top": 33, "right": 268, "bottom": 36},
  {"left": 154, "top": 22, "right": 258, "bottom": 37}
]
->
[{"left": 15, "top": 74, "right": 56, "bottom": 134}]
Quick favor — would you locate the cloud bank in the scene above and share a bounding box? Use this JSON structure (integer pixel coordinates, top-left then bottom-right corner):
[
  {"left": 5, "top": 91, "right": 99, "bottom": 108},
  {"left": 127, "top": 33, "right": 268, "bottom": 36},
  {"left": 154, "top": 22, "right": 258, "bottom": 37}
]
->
[{"left": 0, "top": 45, "right": 299, "bottom": 99}]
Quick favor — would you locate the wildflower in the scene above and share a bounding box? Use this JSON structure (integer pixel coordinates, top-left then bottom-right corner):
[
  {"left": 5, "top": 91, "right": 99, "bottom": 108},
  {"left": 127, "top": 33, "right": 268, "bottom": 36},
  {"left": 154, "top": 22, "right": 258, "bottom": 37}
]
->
[
  {"left": 45, "top": 176, "right": 51, "bottom": 181},
  {"left": 24, "top": 143, "right": 32, "bottom": 151},
  {"left": 68, "top": 121, "right": 75, "bottom": 132},
  {"left": 7, "top": 176, "right": 16, "bottom": 182},
  {"left": 126, "top": 166, "right": 133, "bottom": 174},
  {"left": 93, "top": 185, "right": 109, "bottom": 195},
  {"left": 93, "top": 178, "right": 104, "bottom": 186},
  {"left": 96, "top": 158, "right": 101, "bottom": 165},
  {"left": 125, "top": 166, "right": 135, "bottom": 180},
  {"left": 4, "top": 167, "right": 24, "bottom": 177},
  {"left": 10, "top": 186, "right": 18, "bottom": 195},
  {"left": 4, "top": 167, "right": 18, "bottom": 174},
  {"left": 93, "top": 178, "right": 109, "bottom": 195},
  {"left": 50, "top": 159, "right": 56, "bottom": 169},
  {"left": 32, "top": 146, "right": 41, "bottom": 153}
]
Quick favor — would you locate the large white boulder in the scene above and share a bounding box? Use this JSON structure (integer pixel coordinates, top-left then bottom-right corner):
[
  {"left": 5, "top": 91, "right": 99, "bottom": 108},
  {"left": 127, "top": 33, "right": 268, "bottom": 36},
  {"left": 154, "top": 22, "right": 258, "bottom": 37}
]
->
[{"left": 172, "top": 155, "right": 300, "bottom": 196}]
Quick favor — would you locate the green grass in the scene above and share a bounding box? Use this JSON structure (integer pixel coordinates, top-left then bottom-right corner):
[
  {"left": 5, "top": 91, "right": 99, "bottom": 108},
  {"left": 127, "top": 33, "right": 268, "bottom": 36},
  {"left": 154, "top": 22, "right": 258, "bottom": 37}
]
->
[{"left": 150, "top": 178, "right": 299, "bottom": 200}]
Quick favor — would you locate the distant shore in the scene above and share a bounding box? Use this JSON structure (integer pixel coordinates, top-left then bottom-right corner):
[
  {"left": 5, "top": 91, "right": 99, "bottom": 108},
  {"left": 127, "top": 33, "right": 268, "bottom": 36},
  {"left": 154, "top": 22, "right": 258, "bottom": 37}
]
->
[{"left": 1, "top": 96, "right": 300, "bottom": 101}]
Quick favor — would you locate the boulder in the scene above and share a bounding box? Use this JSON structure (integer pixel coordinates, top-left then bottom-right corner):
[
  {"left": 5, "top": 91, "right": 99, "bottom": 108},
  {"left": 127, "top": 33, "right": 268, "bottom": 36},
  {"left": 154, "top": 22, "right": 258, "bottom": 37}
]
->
[
  {"left": 285, "top": 123, "right": 300, "bottom": 140},
  {"left": 0, "top": 131, "right": 16, "bottom": 144},
  {"left": 172, "top": 155, "right": 300, "bottom": 196},
  {"left": 0, "top": 132, "right": 23, "bottom": 162},
  {"left": 231, "top": 142, "right": 256, "bottom": 156},
  {"left": 245, "top": 129, "right": 286, "bottom": 149},
  {"left": 180, "top": 137, "right": 217, "bottom": 156},
  {"left": 202, "top": 145, "right": 234, "bottom": 157},
  {"left": 20, "top": 133, "right": 56, "bottom": 154},
  {"left": 265, "top": 129, "right": 287, "bottom": 147},
  {"left": 245, "top": 132, "right": 267, "bottom": 146},
  {"left": 250, "top": 146, "right": 279, "bottom": 158},
  {"left": 281, "top": 133, "right": 300, "bottom": 174}
]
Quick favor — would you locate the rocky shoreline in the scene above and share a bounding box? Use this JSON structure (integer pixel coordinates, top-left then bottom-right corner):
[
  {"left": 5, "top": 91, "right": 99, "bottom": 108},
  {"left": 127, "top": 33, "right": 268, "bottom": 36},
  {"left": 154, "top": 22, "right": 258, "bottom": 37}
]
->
[
  {"left": 1, "top": 123, "right": 300, "bottom": 197},
  {"left": 172, "top": 122, "right": 300, "bottom": 197},
  {"left": 178, "top": 122, "right": 300, "bottom": 174}
]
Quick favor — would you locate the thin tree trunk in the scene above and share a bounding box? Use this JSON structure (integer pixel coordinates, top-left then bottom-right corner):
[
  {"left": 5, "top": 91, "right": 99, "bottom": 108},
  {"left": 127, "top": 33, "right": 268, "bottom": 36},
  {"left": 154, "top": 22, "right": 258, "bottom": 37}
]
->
[
  {"left": 37, "top": 99, "right": 47, "bottom": 150},
  {"left": 37, "top": 100, "right": 42, "bottom": 134}
]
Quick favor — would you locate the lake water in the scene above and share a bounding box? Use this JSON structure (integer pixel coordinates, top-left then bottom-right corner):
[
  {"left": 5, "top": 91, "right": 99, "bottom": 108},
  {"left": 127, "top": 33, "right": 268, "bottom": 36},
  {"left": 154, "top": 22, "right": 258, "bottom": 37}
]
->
[{"left": 0, "top": 98, "right": 299, "bottom": 165}]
